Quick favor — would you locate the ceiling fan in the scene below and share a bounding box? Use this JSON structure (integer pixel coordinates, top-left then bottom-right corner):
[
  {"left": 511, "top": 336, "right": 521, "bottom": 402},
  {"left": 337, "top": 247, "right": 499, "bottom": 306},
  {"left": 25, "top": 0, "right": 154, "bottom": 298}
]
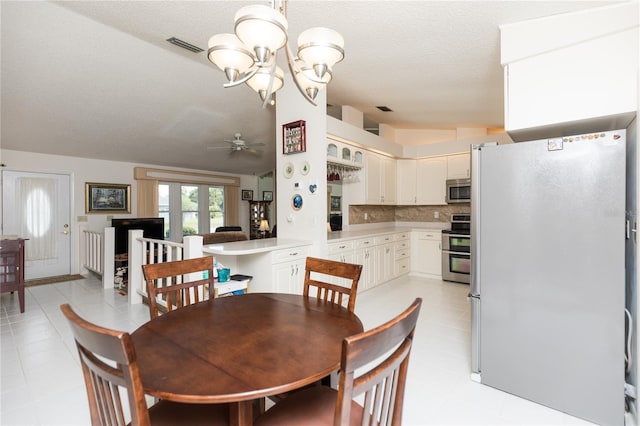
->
[{"left": 207, "top": 133, "right": 265, "bottom": 154}]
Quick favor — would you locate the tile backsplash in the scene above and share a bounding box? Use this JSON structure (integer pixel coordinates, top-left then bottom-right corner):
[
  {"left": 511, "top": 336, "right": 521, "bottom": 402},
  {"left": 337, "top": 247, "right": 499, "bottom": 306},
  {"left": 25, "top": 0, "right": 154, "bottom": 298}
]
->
[{"left": 350, "top": 204, "right": 470, "bottom": 224}]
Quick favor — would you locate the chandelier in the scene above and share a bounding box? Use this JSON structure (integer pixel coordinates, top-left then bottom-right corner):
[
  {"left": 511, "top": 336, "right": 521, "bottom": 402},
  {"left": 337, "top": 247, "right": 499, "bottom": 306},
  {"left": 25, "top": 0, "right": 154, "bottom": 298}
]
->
[{"left": 207, "top": 1, "right": 344, "bottom": 106}]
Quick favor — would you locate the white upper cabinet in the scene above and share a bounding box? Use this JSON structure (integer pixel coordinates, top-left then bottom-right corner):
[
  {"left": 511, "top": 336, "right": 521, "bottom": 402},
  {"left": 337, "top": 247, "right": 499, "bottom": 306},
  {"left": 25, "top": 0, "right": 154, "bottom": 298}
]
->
[
  {"left": 396, "top": 159, "right": 417, "bottom": 205},
  {"left": 327, "top": 139, "right": 364, "bottom": 168},
  {"left": 502, "top": 4, "right": 637, "bottom": 136},
  {"left": 396, "top": 157, "right": 447, "bottom": 205},
  {"left": 416, "top": 157, "right": 447, "bottom": 205},
  {"left": 365, "top": 152, "right": 396, "bottom": 204},
  {"left": 447, "top": 153, "right": 470, "bottom": 179},
  {"left": 381, "top": 157, "right": 396, "bottom": 204}
]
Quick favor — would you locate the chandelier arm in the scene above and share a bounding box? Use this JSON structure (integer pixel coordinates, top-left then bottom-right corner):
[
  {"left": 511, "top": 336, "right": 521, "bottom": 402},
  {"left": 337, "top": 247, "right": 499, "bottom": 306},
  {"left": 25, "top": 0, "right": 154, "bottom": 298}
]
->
[
  {"left": 261, "top": 60, "right": 278, "bottom": 108},
  {"left": 285, "top": 43, "right": 317, "bottom": 106},
  {"left": 223, "top": 66, "right": 260, "bottom": 88}
]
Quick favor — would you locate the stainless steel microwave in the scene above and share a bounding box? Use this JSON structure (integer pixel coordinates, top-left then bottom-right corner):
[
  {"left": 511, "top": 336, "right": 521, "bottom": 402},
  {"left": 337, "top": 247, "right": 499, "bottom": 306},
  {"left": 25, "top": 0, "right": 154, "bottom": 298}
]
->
[{"left": 446, "top": 178, "right": 471, "bottom": 203}]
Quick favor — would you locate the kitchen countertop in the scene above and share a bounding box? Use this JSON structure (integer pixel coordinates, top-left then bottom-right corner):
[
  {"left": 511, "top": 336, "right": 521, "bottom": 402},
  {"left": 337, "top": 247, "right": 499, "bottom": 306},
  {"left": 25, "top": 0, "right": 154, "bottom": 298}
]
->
[
  {"left": 327, "top": 225, "right": 446, "bottom": 242},
  {"left": 202, "top": 238, "right": 312, "bottom": 256}
]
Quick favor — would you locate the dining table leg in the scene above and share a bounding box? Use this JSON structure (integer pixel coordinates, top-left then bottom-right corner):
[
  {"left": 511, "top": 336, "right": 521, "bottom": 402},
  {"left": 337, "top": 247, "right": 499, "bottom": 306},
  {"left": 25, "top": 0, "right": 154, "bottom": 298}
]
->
[{"left": 229, "top": 400, "right": 253, "bottom": 426}]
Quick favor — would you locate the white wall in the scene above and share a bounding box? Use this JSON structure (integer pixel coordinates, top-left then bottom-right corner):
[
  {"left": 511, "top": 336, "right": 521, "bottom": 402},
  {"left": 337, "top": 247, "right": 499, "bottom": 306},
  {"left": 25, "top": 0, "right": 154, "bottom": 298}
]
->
[
  {"left": 0, "top": 148, "right": 256, "bottom": 274},
  {"left": 275, "top": 72, "right": 328, "bottom": 252}
]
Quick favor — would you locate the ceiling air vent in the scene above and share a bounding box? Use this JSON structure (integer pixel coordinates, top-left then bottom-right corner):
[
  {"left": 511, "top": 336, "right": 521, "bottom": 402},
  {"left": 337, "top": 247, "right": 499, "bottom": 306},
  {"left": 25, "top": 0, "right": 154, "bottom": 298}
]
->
[
  {"left": 166, "top": 37, "right": 204, "bottom": 53},
  {"left": 376, "top": 106, "right": 393, "bottom": 112}
]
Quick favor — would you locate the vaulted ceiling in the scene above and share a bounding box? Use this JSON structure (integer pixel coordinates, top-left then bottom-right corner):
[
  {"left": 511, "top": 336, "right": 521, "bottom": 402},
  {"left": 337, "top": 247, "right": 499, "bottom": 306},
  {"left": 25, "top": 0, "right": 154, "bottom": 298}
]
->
[{"left": 1, "top": 1, "right": 623, "bottom": 175}]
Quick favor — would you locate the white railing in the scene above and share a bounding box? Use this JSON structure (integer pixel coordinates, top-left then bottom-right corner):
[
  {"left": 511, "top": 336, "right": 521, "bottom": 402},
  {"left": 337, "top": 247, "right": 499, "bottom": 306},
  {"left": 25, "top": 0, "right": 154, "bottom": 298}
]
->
[
  {"left": 82, "top": 230, "right": 103, "bottom": 274},
  {"left": 127, "top": 230, "right": 206, "bottom": 305},
  {"left": 80, "top": 226, "right": 115, "bottom": 289}
]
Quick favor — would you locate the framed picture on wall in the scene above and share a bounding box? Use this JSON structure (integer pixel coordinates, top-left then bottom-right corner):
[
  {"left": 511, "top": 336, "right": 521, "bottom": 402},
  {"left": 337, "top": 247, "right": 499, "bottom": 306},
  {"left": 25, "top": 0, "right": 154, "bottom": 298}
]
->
[
  {"left": 242, "top": 189, "right": 253, "bottom": 201},
  {"left": 85, "top": 182, "right": 131, "bottom": 214},
  {"left": 263, "top": 191, "right": 273, "bottom": 201},
  {"left": 282, "top": 120, "right": 306, "bottom": 154}
]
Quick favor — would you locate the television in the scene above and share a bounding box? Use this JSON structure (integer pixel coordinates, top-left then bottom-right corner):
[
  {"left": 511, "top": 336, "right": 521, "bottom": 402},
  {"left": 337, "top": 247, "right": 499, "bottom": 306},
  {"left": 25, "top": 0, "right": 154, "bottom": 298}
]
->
[{"left": 112, "top": 218, "right": 164, "bottom": 255}]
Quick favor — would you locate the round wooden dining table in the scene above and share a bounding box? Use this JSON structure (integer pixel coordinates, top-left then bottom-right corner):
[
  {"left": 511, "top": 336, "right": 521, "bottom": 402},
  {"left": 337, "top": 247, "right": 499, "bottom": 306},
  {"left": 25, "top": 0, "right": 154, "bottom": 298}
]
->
[{"left": 131, "top": 293, "right": 364, "bottom": 426}]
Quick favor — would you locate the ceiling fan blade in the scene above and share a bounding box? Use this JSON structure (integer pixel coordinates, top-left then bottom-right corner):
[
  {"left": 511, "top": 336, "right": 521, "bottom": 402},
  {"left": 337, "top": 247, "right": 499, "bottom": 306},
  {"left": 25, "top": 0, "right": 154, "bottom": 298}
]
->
[
  {"left": 207, "top": 145, "right": 231, "bottom": 150},
  {"left": 247, "top": 142, "right": 266, "bottom": 147}
]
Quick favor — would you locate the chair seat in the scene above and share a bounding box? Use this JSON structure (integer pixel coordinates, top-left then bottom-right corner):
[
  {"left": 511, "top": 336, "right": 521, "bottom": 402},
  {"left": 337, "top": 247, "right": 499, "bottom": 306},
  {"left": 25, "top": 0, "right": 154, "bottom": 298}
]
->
[
  {"left": 255, "top": 386, "right": 363, "bottom": 426},
  {"left": 147, "top": 400, "right": 229, "bottom": 426}
]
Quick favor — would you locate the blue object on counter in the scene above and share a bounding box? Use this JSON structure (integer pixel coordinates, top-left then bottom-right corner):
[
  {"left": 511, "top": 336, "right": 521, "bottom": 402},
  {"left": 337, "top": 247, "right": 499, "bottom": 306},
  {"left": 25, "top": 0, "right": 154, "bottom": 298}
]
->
[{"left": 217, "top": 268, "right": 230, "bottom": 282}]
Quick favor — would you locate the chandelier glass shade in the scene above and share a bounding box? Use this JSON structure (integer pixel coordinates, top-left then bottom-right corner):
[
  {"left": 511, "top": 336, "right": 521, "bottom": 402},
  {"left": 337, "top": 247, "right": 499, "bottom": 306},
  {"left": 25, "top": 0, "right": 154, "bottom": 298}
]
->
[{"left": 207, "top": 1, "right": 344, "bottom": 106}]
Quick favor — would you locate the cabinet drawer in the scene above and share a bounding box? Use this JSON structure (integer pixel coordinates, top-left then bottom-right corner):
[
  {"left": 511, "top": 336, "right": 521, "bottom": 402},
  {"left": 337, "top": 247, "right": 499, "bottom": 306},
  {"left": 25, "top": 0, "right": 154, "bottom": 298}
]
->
[
  {"left": 395, "top": 258, "right": 410, "bottom": 276},
  {"left": 354, "top": 238, "right": 375, "bottom": 249},
  {"left": 374, "top": 235, "right": 394, "bottom": 245},
  {"left": 327, "top": 240, "right": 355, "bottom": 254},
  {"left": 395, "top": 248, "right": 410, "bottom": 260},
  {"left": 272, "top": 248, "right": 308, "bottom": 264},
  {"left": 394, "top": 232, "right": 410, "bottom": 241},
  {"left": 414, "top": 231, "right": 441, "bottom": 241},
  {"left": 395, "top": 241, "right": 410, "bottom": 258}
]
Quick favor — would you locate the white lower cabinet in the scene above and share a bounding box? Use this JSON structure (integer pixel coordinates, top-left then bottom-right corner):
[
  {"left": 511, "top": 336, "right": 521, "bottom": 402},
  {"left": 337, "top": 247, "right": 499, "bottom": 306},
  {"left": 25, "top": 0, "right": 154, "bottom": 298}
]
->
[
  {"left": 328, "top": 231, "right": 411, "bottom": 293},
  {"left": 394, "top": 232, "right": 410, "bottom": 277},
  {"left": 374, "top": 235, "right": 395, "bottom": 285},
  {"left": 410, "top": 230, "right": 442, "bottom": 277},
  {"left": 271, "top": 248, "right": 308, "bottom": 294},
  {"left": 328, "top": 240, "right": 356, "bottom": 288},
  {"left": 354, "top": 238, "right": 375, "bottom": 291}
]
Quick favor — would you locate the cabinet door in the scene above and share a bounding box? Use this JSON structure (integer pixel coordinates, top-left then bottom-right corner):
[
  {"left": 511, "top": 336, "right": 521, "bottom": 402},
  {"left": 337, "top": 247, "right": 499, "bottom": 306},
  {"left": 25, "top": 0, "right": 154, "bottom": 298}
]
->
[
  {"left": 381, "top": 157, "right": 396, "bottom": 204},
  {"left": 396, "top": 159, "right": 417, "bottom": 205},
  {"left": 290, "top": 260, "right": 306, "bottom": 294},
  {"left": 364, "top": 153, "right": 382, "bottom": 204},
  {"left": 423, "top": 240, "right": 442, "bottom": 276},
  {"left": 380, "top": 243, "right": 395, "bottom": 283},
  {"left": 410, "top": 231, "right": 442, "bottom": 276},
  {"left": 416, "top": 157, "right": 447, "bottom": 205},
  {"left": 273, "top": 261, "right": 297, "bottom": 294},
  {"left": 447, "top": 153, "right": 471, "bottom": 179},
  {"left": 354, "top": 247, "right": 373, "bottom": 291}
]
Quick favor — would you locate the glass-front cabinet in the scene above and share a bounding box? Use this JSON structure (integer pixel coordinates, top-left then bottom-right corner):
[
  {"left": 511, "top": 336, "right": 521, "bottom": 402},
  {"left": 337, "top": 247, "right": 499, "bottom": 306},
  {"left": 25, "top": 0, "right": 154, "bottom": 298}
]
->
[
  {"left": 248, "top": 201, "right": 270, "bottom": 239},
  {"left": 326, "top": 139, "right": 364, "bottom": 169}
]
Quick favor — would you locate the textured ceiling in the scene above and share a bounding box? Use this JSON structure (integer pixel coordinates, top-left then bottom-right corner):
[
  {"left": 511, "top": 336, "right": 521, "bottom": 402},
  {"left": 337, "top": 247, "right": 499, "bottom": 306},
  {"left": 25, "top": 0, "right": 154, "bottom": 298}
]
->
[{"left": 0, "top": 0, "right": 624, "bottom": 175}]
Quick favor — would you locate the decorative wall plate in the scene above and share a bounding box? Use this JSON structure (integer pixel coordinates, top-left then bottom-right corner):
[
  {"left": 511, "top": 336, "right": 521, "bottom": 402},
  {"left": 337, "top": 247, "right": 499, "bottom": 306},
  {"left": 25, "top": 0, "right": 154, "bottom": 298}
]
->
[
  {"left": 291, "top": 193, "right": 303, "bottom": 210},
  {"left": 283, "top": 162, "right": 294, "bottom": 179},
  {"left": 300, "top": 161, "right": 310, "bottom": 175}
]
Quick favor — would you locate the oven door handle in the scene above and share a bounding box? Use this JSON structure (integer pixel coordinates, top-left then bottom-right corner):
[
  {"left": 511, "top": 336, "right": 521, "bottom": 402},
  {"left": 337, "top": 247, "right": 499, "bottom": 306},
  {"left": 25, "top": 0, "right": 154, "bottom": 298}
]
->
[
  {"left": 442, "top": 249, "right": 471, "bottom": 257},
  {"left": 444, "top": 233, "right": 471, "bottom": 238}
]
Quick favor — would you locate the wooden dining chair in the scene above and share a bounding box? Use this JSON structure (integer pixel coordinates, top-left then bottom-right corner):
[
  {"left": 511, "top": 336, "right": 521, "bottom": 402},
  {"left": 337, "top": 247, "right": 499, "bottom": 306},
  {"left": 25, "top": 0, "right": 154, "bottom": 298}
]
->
[
  {"left": 60, "top": 303, "right": 229, "bottom": 426},
  {"left": 255, "top": 297, "right": 422, "bottom": 426},
  {"left": 303, "top": 256, "right": 363, "bottom": 313},
  {"left": 142, "top": 256, "right": 215, "bottom": 319},
  {"left": 268, "top": 256, "right": 364, "bottom": 403}
]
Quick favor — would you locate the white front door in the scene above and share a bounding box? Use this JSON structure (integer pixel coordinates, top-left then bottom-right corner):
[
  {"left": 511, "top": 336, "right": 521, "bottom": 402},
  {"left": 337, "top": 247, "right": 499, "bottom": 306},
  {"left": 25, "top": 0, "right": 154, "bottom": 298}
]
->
[{"left": 2, "top": 171, "right": 72, "bottom": 279}]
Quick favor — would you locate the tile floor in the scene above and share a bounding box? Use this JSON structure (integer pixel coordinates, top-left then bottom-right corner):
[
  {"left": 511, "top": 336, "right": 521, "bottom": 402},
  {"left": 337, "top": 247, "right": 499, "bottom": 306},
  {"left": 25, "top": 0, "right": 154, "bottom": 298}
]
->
[{"left": 1, "top": 274, "right": 597, "bottom": 425}]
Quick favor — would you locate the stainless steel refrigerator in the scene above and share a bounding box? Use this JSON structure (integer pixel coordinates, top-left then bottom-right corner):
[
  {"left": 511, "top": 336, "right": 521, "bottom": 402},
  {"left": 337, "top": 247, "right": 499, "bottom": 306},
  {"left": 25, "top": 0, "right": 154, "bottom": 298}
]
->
[{"left": 470, "top": 130, "right": 626, "bottom": 425}]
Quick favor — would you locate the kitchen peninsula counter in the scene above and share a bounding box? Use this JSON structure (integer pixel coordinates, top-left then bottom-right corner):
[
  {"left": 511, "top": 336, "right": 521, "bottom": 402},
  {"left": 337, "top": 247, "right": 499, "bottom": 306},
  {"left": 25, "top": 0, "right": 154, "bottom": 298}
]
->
[{"left": 202, "top": 238, "right": 312, "bottom": 256}]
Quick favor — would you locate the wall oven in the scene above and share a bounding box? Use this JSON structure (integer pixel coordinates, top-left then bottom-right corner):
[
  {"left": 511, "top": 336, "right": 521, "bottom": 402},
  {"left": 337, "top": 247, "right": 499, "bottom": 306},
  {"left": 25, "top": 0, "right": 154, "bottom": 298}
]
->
[{"left": 442, "top": 214, "right": 470, "bottom": 284}]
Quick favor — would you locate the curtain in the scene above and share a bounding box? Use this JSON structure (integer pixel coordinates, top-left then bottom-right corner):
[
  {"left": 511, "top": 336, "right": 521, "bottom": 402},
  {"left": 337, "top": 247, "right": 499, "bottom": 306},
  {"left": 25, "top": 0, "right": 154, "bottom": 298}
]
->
[
  {"left": 224, "top": 187, "right": 239, "bottom": 226},
  {"left": 137, "top": 180, "right": 158, "bottom": 217},
  {"left": 18, "top": 177, "right": 56, "bottom": 261}
]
